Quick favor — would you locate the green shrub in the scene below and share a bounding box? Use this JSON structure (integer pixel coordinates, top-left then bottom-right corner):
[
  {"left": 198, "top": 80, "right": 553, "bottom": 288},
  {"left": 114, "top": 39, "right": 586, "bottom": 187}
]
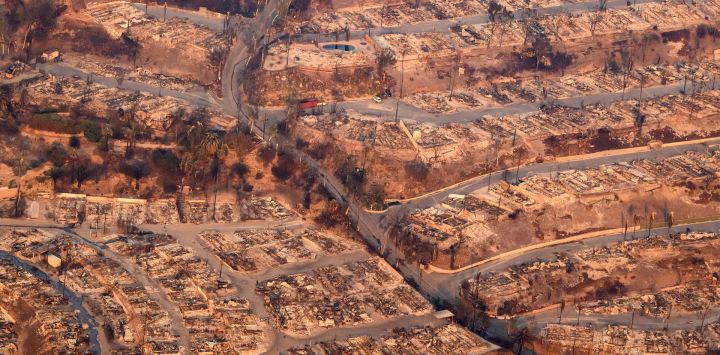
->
[
  {"left": 29, "top": 113, "right": 82, "bottom": 134},
  {"left": 80, "top": 121, "right": 102, "bottom": 142},
  {"left": 30, "top": 113, "right": 103, "bottom": 143}
]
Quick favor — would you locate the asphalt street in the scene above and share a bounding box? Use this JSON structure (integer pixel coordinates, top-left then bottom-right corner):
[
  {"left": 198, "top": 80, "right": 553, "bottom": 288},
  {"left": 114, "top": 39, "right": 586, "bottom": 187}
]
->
[
  {"left": 6, "top": 0, "right": 718, "bottom": 345},
  {"left": 130, "top": 3, "right": 227, "bottom": 31},
  {"left": 297, "top": 0, "right": 661, "bottom": 42},
  {"left": 36, "top": 62, "right": 216, "bottom": 107}
]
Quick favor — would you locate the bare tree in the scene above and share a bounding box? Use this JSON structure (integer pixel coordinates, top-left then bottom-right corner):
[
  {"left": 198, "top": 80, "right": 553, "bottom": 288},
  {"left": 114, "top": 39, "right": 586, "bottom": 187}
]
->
[
  {"left": 448, "top": 52, "right": 461, "bottom": 101},
  {"left": 619, "top": 44, "right": 635, "bottom": 100},
  {"left": 587, "top": 8, "right": 603, "bottom": 38},
  {"left": 395, "top": 45, "right": 410, "bottom": 121}
]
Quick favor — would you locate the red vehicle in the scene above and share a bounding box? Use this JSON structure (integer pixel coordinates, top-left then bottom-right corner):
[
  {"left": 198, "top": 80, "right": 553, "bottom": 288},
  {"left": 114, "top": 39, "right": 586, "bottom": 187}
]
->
[{"left": 298, "top": 98, "right": 319, "bottom": 110}]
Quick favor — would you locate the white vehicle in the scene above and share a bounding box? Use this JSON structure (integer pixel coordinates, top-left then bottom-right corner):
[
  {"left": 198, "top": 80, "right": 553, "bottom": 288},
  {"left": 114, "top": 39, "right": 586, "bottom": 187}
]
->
[{"left": 372, "top": 96, "right": 382, "bottom": 103}]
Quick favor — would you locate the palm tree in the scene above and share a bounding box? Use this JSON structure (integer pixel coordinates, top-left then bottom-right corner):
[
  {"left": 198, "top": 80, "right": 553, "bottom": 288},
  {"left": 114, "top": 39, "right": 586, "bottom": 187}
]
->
[
  {"left": 182, "top": 122, "right": 204, "bottom": 149},
  {"left": 13, "top": 157, "right": 27, "bottom": 177},
  {"left": 66, "top": 149, "right": 80, "bottom": 185},
  {"left": 123, "top": 123, "right": 138, "bottom": 150},
  {"left": 169, "top": 108, "right": 186, "bottom": 144},
  {"left": 201, "top": 133, "right": 229, "bottom": 221},
  {"left": 45, "top": 166, "right": 64, "bottom": 191},
  {"left": 180, "top": 154, "right": 198, "bottom": 188},
  {"left": 100, "top": 124, "right": 113, "bottom": 151},
  {"left": 121, "top": 160, "right": 149, "bottom": 190}
]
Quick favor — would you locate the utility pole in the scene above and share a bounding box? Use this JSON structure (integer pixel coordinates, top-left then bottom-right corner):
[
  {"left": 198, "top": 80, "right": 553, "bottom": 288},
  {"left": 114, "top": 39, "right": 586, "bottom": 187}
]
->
[
  {"left": 285, "top": 34, "right": 291, "bottom": 68},
  {"left": 394, "top": 94, "right": 401, "bottom": 122},
  {"left": 576, "top": 305, "right": 581, "bottom": 325},
  {"left": 395, "top": 51, "right": 406, "bottom": 122},
  {"left": 700, "top": 309, "right": 707, "bottom": 330},
  {"left": 61, "top": 270, "right": 67, "bottom": 300},
  {"left": 262, "top": 114, "right": 267, "bottom": 140},
  {"left": 449, "top": 62, "right": 456, "bottom": 101},
  {"left": 639, "top": 72, "right": 645, "bottom": 103}
]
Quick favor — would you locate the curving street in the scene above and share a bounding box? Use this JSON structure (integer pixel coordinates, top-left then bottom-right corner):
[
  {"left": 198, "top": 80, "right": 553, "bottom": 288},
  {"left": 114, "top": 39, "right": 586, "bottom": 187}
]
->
[{"left": 5, "top": 0, "right": 718, "bottom": 348}]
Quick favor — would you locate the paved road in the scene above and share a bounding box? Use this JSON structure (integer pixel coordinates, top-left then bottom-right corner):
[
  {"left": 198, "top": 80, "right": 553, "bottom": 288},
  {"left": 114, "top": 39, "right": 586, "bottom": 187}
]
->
[
  {"left": 341, "top": 142, "right": 720, "bottom": 322},
  {"left": 252, "top": 80, "right": 700, "bottom": 132},
  {"left": 138, "top": 217, "right": 305, "bottom": 236},
  {"left": 297, "top": 0, "right": 660, "bottom": 41},
  {"left": 478, "top": 220, "right": 720, "bottom": 336},
  {"left": 348, "top": 138, "right": 720, "bottom": 266},
  {"left": 421, "top": 220, "right": 720, "bottom": 305},
  {"left": 32, "top": 59, "right": 701, "bottom": 133},
  {"left": 13, "top": 0, "right": 716, "bottom": 345},
  {"left": 266, "top": 312, "right": 448, "bottom": 354},
  {"left": 36, "top": 62, "right": 217, "bottom": 108},
  {"left": 221, "top": 0, "right": 285, "bottom": 115},
  {"left": 0, "top": 218, "right": 65, "bottom": 228},
  {"left": 337, "top": 81, "right": 695, "bottom": 124},
  {"left": 0, "top": 250, "right": 104, "bottom": 353},
  {"left": 364, "top": 219, "right": 720, "bottom": 344},
  {"left": 130, "top": 3, "right": 227, "bottom": 31},
  {"left": 66, "top": 227, "right": 194, "bottom": 353},
  {"left": 138, "top": 218, "right": 433, "bottom": 355},
  {"left": 527, "top": 307, "right": 720, "bottom": 334}
]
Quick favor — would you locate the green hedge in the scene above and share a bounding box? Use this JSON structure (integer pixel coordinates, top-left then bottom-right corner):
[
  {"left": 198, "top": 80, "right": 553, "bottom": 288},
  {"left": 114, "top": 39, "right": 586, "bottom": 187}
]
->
[{"left": 29, "top": 114, "right": 102, "bottom": 142}]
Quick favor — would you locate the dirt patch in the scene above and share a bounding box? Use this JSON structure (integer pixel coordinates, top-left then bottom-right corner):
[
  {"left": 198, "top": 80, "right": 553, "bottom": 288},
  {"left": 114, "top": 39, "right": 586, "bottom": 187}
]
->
[{"left": 1, "top": 300, "right": 46, "bottom": 354}]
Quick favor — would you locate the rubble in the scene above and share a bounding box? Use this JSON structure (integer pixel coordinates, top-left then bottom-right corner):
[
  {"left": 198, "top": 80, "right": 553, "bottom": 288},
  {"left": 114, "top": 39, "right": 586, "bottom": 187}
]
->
[
  {"left": 288, "top": 323, "right": 497, "bottom": 354},
  {"left": 404, "top": 121, "right": 490, "bottom": 163},
  {"left": 0, "top": 229, "right": 178, "bottom": 351},
  {"left": 0, "top": 310, "right": 17, "bottom": 354},
  {"left": 238, "top": 196, "right": 293, "bottom": 220},
  {"left": 461, "top": 229, "right": 720, "bottom": 318},
  {"left": 145, "top": 199, "right": 180, "bottom": 224},
  {"left": 264, "top": 41, "right": 372, "bottom": 71},
  {"left": 182, "top": 200, "right": 209, "bottom": 224},
  {"left": 83, "top": 1, "right": 148, "bottom": 38},
  {"left": 130, "top": 18, "right": 227, "bottom": 56},
  {"left": 370, "top": 1, "right": 719, "bottom": 61},
  {"left": 540, "top": 323, "right": 719, "bottom": 354},
  {"left": 379, "top": 84, "right": 720, "bottom": 167},
  {"left": 63, "top": 54, "right": 200, "bottom": 92},
  {"left": 53, "top": 193, "right": 87, "bottom": 225},
  {"left": 52, "top": 194, "right": 182, "bottom": 227},
  {"left": 51, "top": 194, "right": 296, "bottom": 226},
  {"left": 299, "top": 110, "right": 416, "bottom": 152},
  {"left": 199, "top": 228, "right": 358, "bottom": 273},
  {"left": 83, "top": 1, "right": 228, "bottom": 61},
  {"left": 397, "top": 148, "right": 720, "bottom": 271},
  {"left": 24, "top": 75, "right": 189, "bottom": 137},
  {"left": 107, "top": 233, "right": 270, "bottom": 353},
  {"left": 256, "top": 257, "right": 432, "bottom": 335},
  {"left": 0, "top": 258, "right": 89, "bottom": 353},
  {"left": 580, "top": 283, "right": 720, "bottom": 318},
  {"left": 212, "top": 201, "right": 236, "bottom": 223},
  {"left": 301, "top": 0, "right": 571, "bottom": 33},
  {"left": 517, "top": 151, "right": 720, "bottom": 201}
]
